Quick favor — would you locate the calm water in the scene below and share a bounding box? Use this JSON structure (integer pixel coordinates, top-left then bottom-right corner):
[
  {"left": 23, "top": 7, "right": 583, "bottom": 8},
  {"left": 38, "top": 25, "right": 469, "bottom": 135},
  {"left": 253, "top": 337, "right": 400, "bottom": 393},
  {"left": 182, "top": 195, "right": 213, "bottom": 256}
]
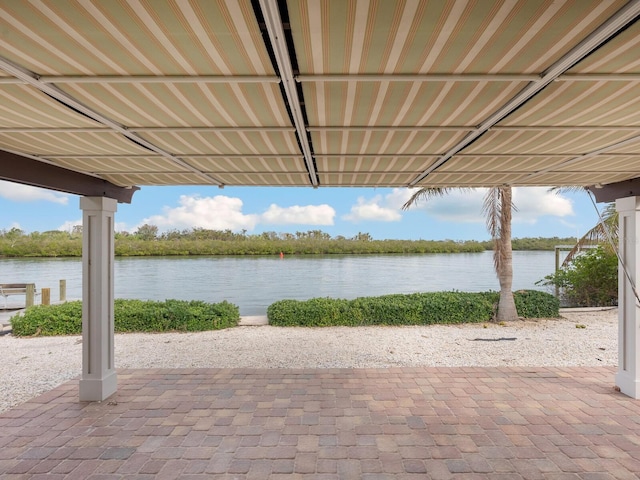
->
[{"left": 0, "top": 252, "right": 558, "bottom": 315}]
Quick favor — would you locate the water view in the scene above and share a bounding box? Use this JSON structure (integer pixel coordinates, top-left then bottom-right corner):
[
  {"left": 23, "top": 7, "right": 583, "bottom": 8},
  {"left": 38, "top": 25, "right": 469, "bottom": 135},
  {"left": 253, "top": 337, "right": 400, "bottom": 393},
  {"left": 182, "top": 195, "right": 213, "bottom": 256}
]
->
[{"left": 0, "top": 251, "right": 559, "bottom": 315}]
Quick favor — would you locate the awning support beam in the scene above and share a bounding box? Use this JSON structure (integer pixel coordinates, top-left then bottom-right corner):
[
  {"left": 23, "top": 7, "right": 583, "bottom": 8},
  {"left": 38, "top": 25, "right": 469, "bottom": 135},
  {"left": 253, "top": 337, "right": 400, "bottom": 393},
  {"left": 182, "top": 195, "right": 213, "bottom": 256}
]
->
[
  {"left": 258, "top": 0, "right": 318, "bottom": 187},
  {"left": 0, "top": 149, "right": 139, "bottom": 203},
  {"left": 589, "top": 178, "right": 640, "bottom": 203}
]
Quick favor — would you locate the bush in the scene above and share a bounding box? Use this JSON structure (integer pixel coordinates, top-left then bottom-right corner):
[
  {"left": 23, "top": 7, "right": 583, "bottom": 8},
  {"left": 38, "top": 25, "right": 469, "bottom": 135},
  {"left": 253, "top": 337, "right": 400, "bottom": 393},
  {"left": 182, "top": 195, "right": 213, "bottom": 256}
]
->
[
  {"left": 267, "top": 290, "right": 558, "bottom": 327},
  {"left": 11, "top": 299, "right": 240, "bottom": 336},
  {"left": 113, "top": 299, "right": 239, "bottom": 332},
  {"left": 11, "top": 301, "right": 83, "bottom": 336},
  {"left": 512, "top": 289, "right": 560, "bottom": 318},
  {"left": 537, "top": 246, "right": 617, "bottom": 307}
]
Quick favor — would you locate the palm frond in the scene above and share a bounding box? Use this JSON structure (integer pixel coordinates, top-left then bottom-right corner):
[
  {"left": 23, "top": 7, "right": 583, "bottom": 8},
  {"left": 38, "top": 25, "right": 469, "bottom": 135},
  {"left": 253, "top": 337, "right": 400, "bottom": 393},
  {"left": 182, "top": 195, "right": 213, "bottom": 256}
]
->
[
  {"left": 482, "top": 188, "right": 501, "bottom": 240},
  {"left": 401, "top": 187, "right": 470, "bottom": 210},
  {"left": 482, "top": 187, "right": 515, "bottom": 273},
  {"left": 547, "top": 186, "right": 588, "bottom": 195},
  {"left": 562, "top": 202, "right": 618, "bottom": 265}
]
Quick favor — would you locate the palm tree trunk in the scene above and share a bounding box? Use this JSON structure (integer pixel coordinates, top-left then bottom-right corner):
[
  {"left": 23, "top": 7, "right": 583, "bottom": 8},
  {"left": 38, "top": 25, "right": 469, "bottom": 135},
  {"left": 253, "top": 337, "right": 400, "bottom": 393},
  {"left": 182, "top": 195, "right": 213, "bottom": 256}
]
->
[{"left": 495, "top": 186, "right": 518, "bottom": 322}]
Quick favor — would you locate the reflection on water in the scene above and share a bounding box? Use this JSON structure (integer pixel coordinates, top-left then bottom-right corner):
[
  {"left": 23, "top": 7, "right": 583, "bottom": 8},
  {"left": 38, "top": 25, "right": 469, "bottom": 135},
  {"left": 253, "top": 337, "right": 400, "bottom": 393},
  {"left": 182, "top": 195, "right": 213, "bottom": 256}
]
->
[{"left": 0, "top": 251, "right": 557, "bottom": 315}]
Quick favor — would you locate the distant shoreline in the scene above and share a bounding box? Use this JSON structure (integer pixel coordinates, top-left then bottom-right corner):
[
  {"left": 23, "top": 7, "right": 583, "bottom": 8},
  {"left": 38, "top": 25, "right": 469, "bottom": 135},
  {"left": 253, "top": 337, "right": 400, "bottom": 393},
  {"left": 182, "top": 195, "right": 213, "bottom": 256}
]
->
[{"left": 0, "top": 233, "right": 577, "bottom": 258}]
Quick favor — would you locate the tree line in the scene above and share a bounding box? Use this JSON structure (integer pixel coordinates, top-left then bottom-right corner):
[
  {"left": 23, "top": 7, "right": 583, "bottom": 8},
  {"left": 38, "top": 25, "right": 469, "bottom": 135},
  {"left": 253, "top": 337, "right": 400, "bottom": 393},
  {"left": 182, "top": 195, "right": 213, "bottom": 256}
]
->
[{"left": 0, "top": 226, "right": 577, "bottom": 257}]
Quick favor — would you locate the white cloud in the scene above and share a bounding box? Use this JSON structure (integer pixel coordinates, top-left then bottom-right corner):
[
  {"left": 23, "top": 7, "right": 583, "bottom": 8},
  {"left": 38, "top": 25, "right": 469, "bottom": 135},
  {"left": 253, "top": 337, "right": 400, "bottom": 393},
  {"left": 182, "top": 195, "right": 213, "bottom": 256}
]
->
[
  {"left": 342, "top": 189, "right": 415, "bottom": 223},
  {"left": 58, "top": 219, "right": 129, "bottom": 233},
  {"left": 129, "top": 188, "right": 574, "bottom": 235},
  {"left": 261, "top": 204, "right": 335, "bottom": 225},
  {"left": 57, "top": 219, "right": 82, "bottom": 233},
  {"left": 512, "top": 187, "right": 574, "bottom": 224},
  {"left": 114, "top": 222, "right": 130, "bottom": 233},
  {"left": 359, "top": 187, "right": 575, "bottom": 225},
  {"left": 402, "top": 188, "right": 486, "bottom": 223},
  {"left": 138, "top": 195, "right": 335, "bottom": 232},
  {"left": 0, "top": 180, "right": 69, "bottom": 205},
  {"left": 343, "top": 195, "right": 402, "bottom": 222},
  {"left": 384, "top": 188, "right": 415, "bottom": 210},
  {"left": 141, "top": 195, "right": 259, "bottom": 231}
]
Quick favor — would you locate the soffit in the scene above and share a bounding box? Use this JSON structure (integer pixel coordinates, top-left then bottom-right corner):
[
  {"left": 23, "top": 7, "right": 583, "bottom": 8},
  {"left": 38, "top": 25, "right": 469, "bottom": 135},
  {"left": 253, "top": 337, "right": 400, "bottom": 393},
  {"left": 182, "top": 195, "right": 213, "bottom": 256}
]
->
[{"left": 0, "top": 0, "right": 639, "bottom": 194}]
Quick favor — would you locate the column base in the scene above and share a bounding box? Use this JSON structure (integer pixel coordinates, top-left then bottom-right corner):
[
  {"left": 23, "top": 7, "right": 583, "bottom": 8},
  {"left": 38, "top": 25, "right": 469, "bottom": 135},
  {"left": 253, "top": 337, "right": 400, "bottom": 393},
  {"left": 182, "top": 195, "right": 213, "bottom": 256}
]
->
[
  {"left": 616, "top": 371, "right": 640, "bottom": 399},
  {"left": 79, "top": 370, "right": 117, "bottom": 401}
]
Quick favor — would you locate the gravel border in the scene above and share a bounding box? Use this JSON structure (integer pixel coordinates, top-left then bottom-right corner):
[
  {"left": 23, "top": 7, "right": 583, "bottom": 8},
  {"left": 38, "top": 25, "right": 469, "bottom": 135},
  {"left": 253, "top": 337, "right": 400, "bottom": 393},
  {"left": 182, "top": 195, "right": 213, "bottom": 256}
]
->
[{"left": 0, "top": 308, "right": 617, "bottom": 414}]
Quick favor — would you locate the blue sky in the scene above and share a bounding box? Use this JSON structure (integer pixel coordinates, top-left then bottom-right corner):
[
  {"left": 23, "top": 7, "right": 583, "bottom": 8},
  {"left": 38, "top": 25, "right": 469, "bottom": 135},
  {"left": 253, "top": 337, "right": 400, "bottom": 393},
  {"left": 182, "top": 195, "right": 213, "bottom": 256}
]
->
[{"left": 0, "top": 180, "right": 604, "bottom": 241}]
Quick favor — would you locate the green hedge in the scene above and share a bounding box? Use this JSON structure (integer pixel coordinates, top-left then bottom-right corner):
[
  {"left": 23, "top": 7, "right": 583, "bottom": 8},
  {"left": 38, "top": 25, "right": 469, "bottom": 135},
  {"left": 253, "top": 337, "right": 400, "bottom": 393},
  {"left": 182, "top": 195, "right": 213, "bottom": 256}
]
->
[
  {"left": 11, "top": 299, "right": 240, "bottom": 336},
  {"left": 511, "top": 289, "right": 561, "bottom": 318},
  {"left": 267, "top": 290, "right": 559, "bottom": 327}
]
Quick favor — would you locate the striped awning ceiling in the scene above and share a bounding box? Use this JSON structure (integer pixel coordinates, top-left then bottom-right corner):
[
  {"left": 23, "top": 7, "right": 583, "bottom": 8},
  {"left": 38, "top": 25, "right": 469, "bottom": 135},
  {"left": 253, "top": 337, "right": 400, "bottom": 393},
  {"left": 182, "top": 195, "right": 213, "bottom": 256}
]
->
[{"left": 1, "top": 0, "right": 639, "bottom": 193}]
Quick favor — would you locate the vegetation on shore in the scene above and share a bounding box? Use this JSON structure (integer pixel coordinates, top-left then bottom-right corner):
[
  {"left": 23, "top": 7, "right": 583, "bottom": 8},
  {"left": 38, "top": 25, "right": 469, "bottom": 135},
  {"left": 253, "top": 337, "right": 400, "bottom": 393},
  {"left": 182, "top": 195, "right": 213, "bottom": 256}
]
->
[
  {"left": 267, "top": 290, "right": 559, "bottom": 327},
  {"left": 10, "top": 299, "right": 240, "bottom": 336},
  {"left": 538, "top": 246, "right": 618, "bottom": 307},
  {"left": 0, "top": 226, "right": 577, "bottom": 257},
  {"left": 536, "top": 200, "right": 618, "bottom": 307}
]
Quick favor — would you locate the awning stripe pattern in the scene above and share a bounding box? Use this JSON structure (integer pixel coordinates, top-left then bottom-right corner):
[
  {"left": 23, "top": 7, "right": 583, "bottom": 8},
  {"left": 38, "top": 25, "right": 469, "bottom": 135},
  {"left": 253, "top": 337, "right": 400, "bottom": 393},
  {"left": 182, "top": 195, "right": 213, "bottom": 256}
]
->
[{"left": 0, "top": 0, "right": 639, "bottom": 189}]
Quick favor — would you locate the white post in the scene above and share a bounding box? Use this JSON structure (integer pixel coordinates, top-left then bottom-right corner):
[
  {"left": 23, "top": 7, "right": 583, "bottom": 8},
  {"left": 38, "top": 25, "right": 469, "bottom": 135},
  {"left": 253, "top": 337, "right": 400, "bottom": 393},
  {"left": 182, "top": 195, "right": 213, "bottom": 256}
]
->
[
  {"left": 79, "top": 197, "right": 117, "bottom": 401},
  {"left": 616, "top": 196, "right": 640, "bottom": 399}
]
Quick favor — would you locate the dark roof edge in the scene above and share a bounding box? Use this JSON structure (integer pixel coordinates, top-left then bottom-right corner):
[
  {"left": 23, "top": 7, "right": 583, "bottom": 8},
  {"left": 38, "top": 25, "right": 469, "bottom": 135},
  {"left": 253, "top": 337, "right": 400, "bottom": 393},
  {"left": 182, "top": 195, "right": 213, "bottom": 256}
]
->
[
  {"left": 0, "top": 150, "right": 139, "bottom": 204},
  {"left": 588, "top": 178, "right": 640, "bottom": 203}
]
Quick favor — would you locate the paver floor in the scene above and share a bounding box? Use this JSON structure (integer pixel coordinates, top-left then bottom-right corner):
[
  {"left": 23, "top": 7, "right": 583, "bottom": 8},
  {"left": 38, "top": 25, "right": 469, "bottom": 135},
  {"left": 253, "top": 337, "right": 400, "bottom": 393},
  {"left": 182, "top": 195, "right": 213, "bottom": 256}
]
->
[{"left": 1, "top": 366, "right": 640, "bottom": 479}]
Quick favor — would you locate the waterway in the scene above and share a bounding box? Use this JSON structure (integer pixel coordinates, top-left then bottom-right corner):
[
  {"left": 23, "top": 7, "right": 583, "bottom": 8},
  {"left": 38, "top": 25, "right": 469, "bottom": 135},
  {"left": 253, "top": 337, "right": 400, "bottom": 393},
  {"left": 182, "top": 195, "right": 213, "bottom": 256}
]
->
[{"left": 0, "top": 251, "right": 559, "bottom": 315}]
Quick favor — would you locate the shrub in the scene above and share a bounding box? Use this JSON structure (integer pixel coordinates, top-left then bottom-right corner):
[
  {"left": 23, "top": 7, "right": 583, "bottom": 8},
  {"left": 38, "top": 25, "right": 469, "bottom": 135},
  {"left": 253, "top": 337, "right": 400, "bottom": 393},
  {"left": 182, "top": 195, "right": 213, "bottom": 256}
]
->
[
  {"left": 512, "top": 289, "right": 560, "bottom": 318},
  {"left": 267, "top": 298, "right": 360, "bottom": 327},
  {"left": 537, "top": 246, "right": 617, "bottom": 307},
  {"left": 10, "top": 301, "right": 83, "bottom": 336},
  {"left": 11, "top": 299, "right": 240, "bottom": 336},
  {"left": 267, "top": 290, "right": 558, "bottom": 327}
]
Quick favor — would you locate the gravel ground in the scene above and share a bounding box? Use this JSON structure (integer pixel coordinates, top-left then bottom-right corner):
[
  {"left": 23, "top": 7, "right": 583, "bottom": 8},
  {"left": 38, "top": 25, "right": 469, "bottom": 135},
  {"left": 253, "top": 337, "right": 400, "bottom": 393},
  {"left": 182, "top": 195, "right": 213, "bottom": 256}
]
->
[{"left": 0, "top": 308, "right": 617, "bottom": 414}]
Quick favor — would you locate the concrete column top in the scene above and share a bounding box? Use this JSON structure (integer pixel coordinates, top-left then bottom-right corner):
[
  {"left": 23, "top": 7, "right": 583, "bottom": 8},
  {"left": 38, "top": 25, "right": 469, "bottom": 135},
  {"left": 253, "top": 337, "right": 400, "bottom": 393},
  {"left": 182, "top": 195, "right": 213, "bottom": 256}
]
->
[{"left": 80, "top": 196, "right": 118, "bottom": 212}]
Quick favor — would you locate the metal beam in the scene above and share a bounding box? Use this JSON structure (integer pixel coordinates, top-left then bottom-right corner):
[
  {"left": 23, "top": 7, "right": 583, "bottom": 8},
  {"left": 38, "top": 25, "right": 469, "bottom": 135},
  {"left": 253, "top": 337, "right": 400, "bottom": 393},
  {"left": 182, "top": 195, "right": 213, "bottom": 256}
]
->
[
  {"left": 41, "top": 75, "right": 279, "bottom": 84},
  {"left": 46, "top": 154, "right": 301, "bottom": 159},
  {"left": 557, "top": 74, "right": 640, "bottom": 82},
  {"left": 3, "top": 125, "right": 637, "bottom": 134},
  {"left": 2, "top": 73, "right": 639, "bottom": 85},
  {"left": 0, "top": 75, "right": 280, "bottom": 84},
  {"left": 297, "top": 74, "right": 539, "bottom": 82},
  {"left": 0, "top": 150, "right": 139, "bottom": 203},
  {"left": 297, "top": 73, "right": 640, "bottom": 83},
  {"left": 307, "top": 126, "right": 471, "bottom": 132},
  {"left": 0, "top": 127, "right": 294, "bottom": 134},
  {"left": 259, "top": 0, "right": 318, "bottom": 187}
]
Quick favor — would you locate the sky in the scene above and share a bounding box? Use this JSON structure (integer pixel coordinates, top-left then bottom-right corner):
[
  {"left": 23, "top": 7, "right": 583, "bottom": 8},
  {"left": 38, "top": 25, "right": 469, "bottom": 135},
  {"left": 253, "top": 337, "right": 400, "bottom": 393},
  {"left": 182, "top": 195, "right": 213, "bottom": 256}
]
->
[{"left": 0, "top": 180, "right": 605, "bottom": 241}]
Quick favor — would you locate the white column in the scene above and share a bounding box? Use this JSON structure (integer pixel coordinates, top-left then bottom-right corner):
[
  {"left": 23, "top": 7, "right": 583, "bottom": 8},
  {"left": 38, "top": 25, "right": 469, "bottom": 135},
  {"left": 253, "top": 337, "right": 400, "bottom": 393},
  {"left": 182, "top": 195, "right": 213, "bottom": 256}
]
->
[
  {"left": 79, "top": 197, "right": 117, "bottom": 401},
  {"left": 616, "top": 196, "right": 640, "bottom": 399}
]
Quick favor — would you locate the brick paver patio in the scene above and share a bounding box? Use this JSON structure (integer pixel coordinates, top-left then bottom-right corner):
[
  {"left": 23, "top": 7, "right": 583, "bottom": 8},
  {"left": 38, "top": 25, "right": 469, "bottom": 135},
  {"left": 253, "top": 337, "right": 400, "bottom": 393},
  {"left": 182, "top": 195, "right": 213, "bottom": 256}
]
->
[{"left": 1, "top": 366, "right": 639, "bottom": 479}]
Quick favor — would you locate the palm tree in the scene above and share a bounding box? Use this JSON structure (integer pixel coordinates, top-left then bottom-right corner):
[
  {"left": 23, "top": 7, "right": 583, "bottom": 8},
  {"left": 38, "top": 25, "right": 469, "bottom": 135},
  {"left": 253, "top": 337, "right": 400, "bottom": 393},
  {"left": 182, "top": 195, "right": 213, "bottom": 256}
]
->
[{"left": 402, "top": 186, "right": 519, "bottom": 322}]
